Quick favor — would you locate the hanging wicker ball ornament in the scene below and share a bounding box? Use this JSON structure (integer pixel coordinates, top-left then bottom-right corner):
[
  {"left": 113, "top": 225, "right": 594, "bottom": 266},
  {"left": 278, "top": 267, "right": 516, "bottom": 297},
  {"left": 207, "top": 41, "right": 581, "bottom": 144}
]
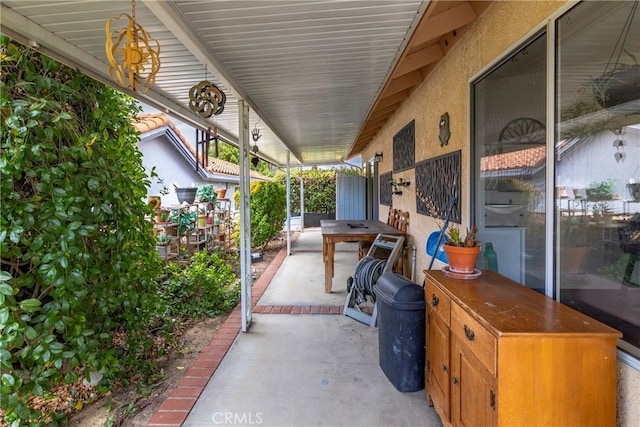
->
[{"left": 189, "top": 80, "right": 226, "bottom": 118}]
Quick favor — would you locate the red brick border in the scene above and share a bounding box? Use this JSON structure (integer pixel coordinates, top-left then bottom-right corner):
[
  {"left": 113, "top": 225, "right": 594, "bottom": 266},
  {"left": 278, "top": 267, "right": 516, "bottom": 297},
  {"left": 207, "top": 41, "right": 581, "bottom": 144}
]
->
[{"left": 148, "top": 232, "right": 344, "bottom": 426}]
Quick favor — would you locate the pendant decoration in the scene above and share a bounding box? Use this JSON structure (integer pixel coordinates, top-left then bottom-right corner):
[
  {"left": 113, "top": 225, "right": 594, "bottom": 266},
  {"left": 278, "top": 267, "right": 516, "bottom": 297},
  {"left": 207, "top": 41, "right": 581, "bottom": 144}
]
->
[
  {"left": 189, "top": 80, "right": 226, "bottom": 118},
  {"left": 105, "top": 0, "right": 160, "bottom": 93}
]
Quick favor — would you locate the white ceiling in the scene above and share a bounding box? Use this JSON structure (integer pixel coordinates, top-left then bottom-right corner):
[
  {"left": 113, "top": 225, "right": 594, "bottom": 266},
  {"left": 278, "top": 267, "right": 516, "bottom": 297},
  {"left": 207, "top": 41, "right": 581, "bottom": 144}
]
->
[{"left": 1, "top": 0, "right": 488, "bottom": 166}]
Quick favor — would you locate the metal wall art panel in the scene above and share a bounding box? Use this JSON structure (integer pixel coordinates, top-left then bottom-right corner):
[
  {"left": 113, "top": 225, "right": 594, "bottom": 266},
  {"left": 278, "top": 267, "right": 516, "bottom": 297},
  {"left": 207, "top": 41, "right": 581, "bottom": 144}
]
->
[
  {"left": 380, "top": 171, "right": 393, "bottom": 206},
  {"left": 393, "top": 120, "right": 415, "bottom": 172},
  {"left": 415, "top": 150, "right": 461, "bottom": 223}
]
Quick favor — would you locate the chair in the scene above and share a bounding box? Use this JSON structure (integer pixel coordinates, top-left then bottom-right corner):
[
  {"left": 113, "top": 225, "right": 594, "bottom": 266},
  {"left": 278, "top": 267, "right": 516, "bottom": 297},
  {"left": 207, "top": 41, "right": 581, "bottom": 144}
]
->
[
  {"left": 396, "top": 211, "right": 409, "bottom": 233},
  {"left": 358, "top": 208, "right": 398, "bottom": 259},
  {"left": 388, "top": 208, "right": 399, "bottom": 228}
]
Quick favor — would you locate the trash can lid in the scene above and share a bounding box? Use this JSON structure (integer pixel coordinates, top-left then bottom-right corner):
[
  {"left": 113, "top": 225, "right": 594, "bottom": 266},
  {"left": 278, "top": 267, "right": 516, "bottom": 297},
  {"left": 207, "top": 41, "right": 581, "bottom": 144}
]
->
[{"left": 374, "top": 272, "right": 425, "bottom": 309}]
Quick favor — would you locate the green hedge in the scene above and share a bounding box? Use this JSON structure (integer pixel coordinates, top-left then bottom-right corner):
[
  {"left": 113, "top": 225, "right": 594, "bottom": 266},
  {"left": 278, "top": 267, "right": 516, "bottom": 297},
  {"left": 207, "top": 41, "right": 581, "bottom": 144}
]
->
[
  {"left": 274, "top": 168, "right": 345, "bottom": 214},
  {"left": 234, "top": 181, "right": 287, "bottom": 250},
  {"left": 0, "top": 36, "right": 164, "bottom": 425}
]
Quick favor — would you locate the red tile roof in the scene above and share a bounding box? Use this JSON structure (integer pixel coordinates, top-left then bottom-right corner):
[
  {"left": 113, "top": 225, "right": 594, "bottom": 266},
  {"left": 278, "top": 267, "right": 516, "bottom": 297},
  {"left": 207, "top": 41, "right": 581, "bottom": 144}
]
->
[
  {"left": 481, "top": 146, "right": 545, "bottom": 172},
  {"left": 134, "top": 113, "right": 270, "bottom": 181}
]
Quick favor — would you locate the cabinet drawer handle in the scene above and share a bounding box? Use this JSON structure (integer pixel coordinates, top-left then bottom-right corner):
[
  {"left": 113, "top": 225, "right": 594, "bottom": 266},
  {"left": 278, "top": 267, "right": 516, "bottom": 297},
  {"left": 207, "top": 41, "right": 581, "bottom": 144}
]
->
[
  {"left": 490, "top": 389, "right": 496, "bottom": 410},
  {"left": 452, "top": 377, "right": 458, "bottom": 385},
  {"left": 442, "top": 364, "right": 447, "bottom": 372},
  {"left": 463, "top": 324, "right": 475, "bottom": 341},
  {"left": 431, "top": 294, "right": 439, "bottom": 307}
]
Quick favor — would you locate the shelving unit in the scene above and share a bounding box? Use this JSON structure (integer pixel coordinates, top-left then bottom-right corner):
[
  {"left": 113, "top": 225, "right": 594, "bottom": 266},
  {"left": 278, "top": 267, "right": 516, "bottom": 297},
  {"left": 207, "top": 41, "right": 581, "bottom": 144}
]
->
[
  {"left": 153, "top": 219, "right": 182, "bottom": 261},
  {"left": 152, "top": 200, "right": 235, "bottom": 260},
  {"left": 213, "top": 198, "right": 233, "bottom": 251}
]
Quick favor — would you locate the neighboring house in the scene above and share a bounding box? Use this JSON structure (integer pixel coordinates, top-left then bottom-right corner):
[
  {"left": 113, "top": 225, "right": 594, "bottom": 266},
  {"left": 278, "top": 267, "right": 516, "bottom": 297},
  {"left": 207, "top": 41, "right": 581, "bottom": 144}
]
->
[{"left": 134, "top": 112, "right": 270, "bottom": 208}]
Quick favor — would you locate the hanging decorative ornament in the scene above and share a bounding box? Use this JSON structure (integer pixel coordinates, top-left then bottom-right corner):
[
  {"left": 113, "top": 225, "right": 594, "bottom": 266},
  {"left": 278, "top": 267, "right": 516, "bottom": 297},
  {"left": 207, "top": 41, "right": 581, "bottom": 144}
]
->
[
  {"left": 612, "top": 127, "right": 626, "bottom": 163},
  {"left": 189, "top": 80, "right": 226, "bottom": 118},
  {"left": 105, "top": 0, "right": 161, "bottom": 93}
]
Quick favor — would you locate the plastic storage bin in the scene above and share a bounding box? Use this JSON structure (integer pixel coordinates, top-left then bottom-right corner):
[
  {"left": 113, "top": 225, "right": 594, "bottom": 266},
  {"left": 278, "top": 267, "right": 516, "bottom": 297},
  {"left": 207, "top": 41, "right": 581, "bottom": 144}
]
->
[{"left": 374, "top": 272, "right": 426, "bottom": 392}]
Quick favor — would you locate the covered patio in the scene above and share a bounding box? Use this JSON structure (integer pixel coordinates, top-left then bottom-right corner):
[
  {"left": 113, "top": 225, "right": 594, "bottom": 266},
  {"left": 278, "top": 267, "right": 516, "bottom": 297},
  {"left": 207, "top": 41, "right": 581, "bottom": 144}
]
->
[
  {"left": 4, "top": 1, "right": 639, "bottom": 425},
  {"left": 148, "top": 229, "right": 441, "bottom": 426}
]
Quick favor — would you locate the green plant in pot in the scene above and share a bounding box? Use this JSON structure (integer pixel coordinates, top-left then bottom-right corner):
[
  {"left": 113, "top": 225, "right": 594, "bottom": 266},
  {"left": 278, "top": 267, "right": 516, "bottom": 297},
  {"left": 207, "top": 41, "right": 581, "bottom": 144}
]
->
[
  {"left": 197, "top": 208, "right": 208, "bottom": 227},
  {"left": 443, "top": 225, "right": 481, "bottom": 273},
  {"left": 156, "top": 233, "right": 172, "bottom": 257},
  {"left": 586, "top": 179, "right": 615, "bottom": 201},
  {"left": 589, "top": 50, "right": 640, "bottom": 110},
  {"left": 196, "top": 184, "right": 217, "bottom": 208},
  {"left": 168, "top": 209, "right": 198, "bottom": 233}
]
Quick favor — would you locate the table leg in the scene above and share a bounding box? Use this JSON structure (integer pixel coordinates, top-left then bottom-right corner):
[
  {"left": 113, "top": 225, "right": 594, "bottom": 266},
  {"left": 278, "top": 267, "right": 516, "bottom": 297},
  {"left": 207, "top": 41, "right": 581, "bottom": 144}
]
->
[{"left": 324, "top": 241, "right": 335, "bottom": 293}]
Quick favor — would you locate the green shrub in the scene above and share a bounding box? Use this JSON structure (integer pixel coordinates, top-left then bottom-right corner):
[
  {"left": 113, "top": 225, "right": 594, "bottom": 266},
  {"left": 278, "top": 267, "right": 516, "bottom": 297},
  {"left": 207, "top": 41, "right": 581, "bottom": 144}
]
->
[
  {"left": 0, "top": 36, "right": 166, "bottom": 424},
  {"left": 273, "top": 168, "right": 358, "bottom": 214},
  {"left": 161, "top": 251, "right": 240, "bottom": 318},
  {"left": 234, "top": 181, "right": 287, "bottom": 250}
]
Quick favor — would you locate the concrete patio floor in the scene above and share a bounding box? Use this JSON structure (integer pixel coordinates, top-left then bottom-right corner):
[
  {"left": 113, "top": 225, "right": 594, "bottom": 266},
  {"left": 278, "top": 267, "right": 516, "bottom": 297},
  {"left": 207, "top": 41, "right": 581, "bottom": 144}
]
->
[{"left": 148, "top": 228, "right": 442, "bottom": 427}]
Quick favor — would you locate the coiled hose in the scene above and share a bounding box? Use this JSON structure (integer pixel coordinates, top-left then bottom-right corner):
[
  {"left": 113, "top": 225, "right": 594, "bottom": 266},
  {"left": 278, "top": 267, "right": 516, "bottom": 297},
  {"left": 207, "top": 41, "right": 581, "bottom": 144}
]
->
[{"left": 353, "top": 256, "right": 387, "bottom": 303}]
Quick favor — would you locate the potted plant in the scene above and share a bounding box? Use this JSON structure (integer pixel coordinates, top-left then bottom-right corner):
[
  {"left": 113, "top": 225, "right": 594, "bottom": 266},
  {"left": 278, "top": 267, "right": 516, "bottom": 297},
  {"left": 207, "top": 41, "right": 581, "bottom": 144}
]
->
[
  {"left": 627, "top": 178, "right": 640, "bottom": 202},
  {"left": 442, "top": 225, "right": 481, "bottom": 273},
  {"left": 155, "top": 208, "right": 170, "bottom": 223},
  {"left": 196, "top": 184, "right": 217, "bottom": 209},
  {"left": 197, "top": 208, "right": 207, "bottom": 228},
  {"left": 155, "top": 233, "right": 172, "bottom": 257},
  {"left": 169, "top": 209, "right": 198, "bottom": 234},
  {"left": 590, "top": 51, "right": 639, "bottom": 109},
  {"left": 586, "top": 179, "right": 615, "bottom": 201},
  {"left": 586, "top": 180, "right": 616, "bottom": 223},
  {"left": 174, "top": 184, "right": 198, "bottom": 204}
]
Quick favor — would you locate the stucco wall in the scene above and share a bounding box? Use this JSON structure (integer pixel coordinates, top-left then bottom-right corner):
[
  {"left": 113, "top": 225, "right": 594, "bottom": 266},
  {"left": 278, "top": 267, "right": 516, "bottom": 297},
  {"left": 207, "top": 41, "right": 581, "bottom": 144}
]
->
[
  {"left": 138, "top": 134, "right": 204, "bottom": 207},
  {"left": 362, "top": 1, "right": 639, "bottom": 423}
]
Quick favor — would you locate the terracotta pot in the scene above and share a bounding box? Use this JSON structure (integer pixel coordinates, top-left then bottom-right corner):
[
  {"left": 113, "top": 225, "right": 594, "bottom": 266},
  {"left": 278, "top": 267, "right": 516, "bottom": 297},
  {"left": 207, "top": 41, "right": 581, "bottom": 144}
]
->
[
  {"left": 443, "top": 245, "right": 481, "bottom": 273},
  {"left": 560, "top": 246, "right": 589, "bottom": 274},
  {"left": 216, "top": 188, "right": 227, "bottom": 199},
  {"left": 155, "top": 209, "right": 169, "bottom": 223}
]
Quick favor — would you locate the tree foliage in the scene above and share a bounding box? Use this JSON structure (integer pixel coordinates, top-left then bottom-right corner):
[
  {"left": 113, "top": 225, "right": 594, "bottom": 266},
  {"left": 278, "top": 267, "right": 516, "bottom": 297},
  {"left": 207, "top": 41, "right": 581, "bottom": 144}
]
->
[
  {"left": 216, "top": 141, "right": 272, "bottom": 176},
  {"left": 0, "top": 37, "right": 165, "bottom": 424}
]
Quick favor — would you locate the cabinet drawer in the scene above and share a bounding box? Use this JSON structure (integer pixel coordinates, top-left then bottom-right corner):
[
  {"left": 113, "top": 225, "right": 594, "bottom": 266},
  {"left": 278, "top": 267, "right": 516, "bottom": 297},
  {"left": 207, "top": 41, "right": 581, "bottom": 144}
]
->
[
  {"left": 451, "top": 303, "right": 496, "bottom": 376},
  {"left": 425, "top": 279, "right": 450, "bottom": 326}
]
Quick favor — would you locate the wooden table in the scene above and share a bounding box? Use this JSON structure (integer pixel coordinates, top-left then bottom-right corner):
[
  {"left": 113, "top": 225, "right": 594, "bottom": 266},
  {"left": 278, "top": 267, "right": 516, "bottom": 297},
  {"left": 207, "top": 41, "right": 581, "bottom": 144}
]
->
[{"left": 320, "top": 219, "right": 405, "bottom": 293}]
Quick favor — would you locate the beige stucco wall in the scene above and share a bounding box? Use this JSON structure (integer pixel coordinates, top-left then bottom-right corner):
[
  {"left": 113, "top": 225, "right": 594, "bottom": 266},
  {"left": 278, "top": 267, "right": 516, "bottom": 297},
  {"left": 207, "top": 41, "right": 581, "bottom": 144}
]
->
[{"left": 361, "top": 1, "right": 639, "bottom": 424}]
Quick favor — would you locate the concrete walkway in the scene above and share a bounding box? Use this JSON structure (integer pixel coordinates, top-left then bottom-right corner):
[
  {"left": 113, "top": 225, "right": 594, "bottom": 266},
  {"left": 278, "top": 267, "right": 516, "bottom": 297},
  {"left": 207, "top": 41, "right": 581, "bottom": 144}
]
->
[{"left": 148, "top": 229, "right": 442, "bottom": 427}]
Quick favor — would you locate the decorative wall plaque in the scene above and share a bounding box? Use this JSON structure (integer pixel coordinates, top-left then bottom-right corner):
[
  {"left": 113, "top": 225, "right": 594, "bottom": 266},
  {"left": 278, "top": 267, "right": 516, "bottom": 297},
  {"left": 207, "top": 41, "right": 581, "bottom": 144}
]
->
[
  {"left": 393, "top": 120, "right": 415, "bottom": 173},
  {"left": 439, "top": 112, "right": 450, "bottom": 146},
  {"left": 415, "top": 150, "right": 461, "bottom": 223},
  {"left": 380, "top": 171, "right": 393, "bottom": 206}
]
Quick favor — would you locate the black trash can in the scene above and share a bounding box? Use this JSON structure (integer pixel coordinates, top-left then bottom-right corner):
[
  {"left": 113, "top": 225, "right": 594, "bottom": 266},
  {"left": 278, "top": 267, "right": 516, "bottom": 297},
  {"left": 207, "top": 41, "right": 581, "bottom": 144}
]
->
[{"left": 374, "top": 271, "right": 426, "bottom": 392}]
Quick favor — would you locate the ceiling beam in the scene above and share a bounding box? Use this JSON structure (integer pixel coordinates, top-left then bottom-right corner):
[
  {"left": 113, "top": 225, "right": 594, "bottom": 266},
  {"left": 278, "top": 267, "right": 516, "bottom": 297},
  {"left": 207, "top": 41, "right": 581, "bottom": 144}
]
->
[
  {"left": 376, "top": 91, "right": 409, "bottom": 110},
  {"left": 409, "top": 2, "right": 477, "bottom": 48},
  {"left": 392, "top": 44, "right": 444, "bottom": 78},
  {"left": 382, "top": 70, "right": 423, "bottom": 97}
]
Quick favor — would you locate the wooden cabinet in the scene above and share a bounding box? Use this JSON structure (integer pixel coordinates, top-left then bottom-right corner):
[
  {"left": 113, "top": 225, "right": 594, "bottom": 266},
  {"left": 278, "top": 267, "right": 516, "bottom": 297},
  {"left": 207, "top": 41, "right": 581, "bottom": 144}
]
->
[{"left": 424, "top": 270, "right": 621, "bottom": 427}]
